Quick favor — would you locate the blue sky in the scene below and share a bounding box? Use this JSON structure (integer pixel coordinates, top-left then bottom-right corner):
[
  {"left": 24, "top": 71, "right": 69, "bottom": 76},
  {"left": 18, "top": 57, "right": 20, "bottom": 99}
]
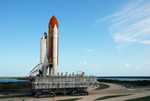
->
[{"left": 0, "top": 0, "right": 150, "bottom": 76}]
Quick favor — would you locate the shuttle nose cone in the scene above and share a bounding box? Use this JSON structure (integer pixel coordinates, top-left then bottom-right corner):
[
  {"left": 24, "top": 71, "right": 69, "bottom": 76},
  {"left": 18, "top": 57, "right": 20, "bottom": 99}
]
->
[{"left": 49, "top": 16, "right": 59, "bottom": 29}]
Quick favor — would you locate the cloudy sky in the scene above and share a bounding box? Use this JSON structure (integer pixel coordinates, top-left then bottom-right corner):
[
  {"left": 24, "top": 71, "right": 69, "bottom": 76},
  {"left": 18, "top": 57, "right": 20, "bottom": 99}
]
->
[{"left": 0, "top": 0, "right": 150, "bottom": 76}]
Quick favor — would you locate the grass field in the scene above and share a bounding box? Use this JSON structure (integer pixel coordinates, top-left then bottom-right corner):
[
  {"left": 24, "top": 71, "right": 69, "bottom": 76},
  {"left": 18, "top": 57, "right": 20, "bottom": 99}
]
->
[
  {"left": 97, "top": 79, "right": 150, "bottom": 88},
  {"left": 126, "top": 96, "right": 150, "bottom": 101},
  {"left": 57, "top": 98, "right": 81, "bottom": 101},
  {"left": 95, "top": 94, "right": 130, "bottom": 101}
]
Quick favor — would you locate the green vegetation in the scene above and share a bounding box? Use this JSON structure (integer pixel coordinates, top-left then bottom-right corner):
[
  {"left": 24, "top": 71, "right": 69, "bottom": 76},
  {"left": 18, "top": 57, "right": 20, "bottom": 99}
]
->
[
  {"left": 57, "top": 98, "right": 81, "bottom": 101},
  {"left": 97, "top": 79, "right": 150, "bottom": 88},
  {"left": 95, "top": 94, "right": 130, "bottom": 101},
  {"left": 0, "top": 95, "right": 26, "bottom": 99},
  {"left": 0, "top": 81, "right": 31, "bottom": 91},
  {"left": 126, "top": 96, "right": 150, "bottom": 101},
  {"left": 95, "top": 83, "right": 109, "bottom": 90}
]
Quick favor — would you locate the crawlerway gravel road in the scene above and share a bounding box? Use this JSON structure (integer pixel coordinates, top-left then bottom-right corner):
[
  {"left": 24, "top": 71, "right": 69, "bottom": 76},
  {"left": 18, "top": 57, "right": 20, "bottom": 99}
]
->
[{"left": 1, "top": 83, "right": 150, "bottom": 101}]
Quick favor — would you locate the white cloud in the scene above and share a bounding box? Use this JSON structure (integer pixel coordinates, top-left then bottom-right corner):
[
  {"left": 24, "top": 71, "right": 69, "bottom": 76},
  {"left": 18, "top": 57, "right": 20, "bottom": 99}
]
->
[
  {"left": 125, "top": 63, "right": 131, "bottom": 68},
  {"left": 139, "top": 40, "right": 150, "bottom": 45},
  {"left": 100, "top": 0, "right": 150, "bottom": 45},
  {"left": 87, "top": 49, "right": 94, "bottom": 52}
]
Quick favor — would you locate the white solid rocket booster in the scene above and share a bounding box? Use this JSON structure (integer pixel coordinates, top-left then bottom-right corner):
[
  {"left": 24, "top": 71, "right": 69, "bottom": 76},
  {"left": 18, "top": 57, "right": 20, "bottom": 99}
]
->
[{"left": 40, "top": 32, "right": 47, "bottom": 64}]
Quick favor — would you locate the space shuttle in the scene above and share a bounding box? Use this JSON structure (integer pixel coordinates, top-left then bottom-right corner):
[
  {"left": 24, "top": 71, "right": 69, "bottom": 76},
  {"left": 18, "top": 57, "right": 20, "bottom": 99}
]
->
[{"left": 40, "top": 16, "right": 59, "bottom": 76}]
